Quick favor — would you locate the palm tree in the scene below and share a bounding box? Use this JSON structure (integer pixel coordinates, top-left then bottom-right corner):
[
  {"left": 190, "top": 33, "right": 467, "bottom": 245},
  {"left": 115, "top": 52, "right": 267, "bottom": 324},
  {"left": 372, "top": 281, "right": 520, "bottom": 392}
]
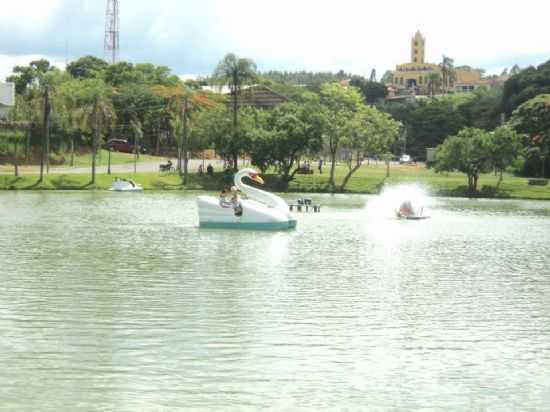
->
[
  {"left": 78, "top": 79, "right": 116, "bottom": 184},
  {"left": 212, "top": 53, "right": 257, "bottom": 169},
  {"left": 426, "top": 72, "right": 442, "bottom": 97},
  {"left": 152, "top": 85, "right": 217, "bottom": 184},
  {"left": 440, "top": 56, "right": 456, "bottom": 94}
]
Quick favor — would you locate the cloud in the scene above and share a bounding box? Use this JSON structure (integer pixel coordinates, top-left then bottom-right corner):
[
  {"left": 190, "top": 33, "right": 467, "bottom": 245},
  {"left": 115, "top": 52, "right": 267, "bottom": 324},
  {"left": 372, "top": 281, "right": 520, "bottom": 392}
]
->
[
  {"left": 0, "top": 55, "right": 66, "bottom": 82},
  {"left": 1, "top": 0, "right": 549, "bottom": 81}
]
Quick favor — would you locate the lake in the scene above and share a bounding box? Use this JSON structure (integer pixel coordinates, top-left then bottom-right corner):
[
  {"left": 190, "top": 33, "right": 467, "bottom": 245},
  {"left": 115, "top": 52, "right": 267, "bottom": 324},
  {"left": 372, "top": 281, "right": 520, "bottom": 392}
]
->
[{"left": 1, "top": 190, "right": 549, "bottom": 411}]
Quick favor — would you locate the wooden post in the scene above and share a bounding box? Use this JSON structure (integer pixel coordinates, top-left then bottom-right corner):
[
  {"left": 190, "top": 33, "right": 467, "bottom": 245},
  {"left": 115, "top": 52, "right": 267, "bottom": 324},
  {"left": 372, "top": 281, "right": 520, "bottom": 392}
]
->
[
  {"left": 108, "top": 145, "right": 112, "bottom": 175},
  {"left": 13, "top": 135, "right": 19, "bottom": 177},
  {"left": 25, "top": 128, "right": 30, "bottom": 164},
  {"left": 70, "top": 135, "right": 75, "bottom": 167}
]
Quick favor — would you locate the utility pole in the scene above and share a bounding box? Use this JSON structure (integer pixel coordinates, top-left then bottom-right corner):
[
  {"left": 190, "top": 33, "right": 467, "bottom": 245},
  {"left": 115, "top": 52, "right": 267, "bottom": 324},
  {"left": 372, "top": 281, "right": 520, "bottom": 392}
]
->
[
  {"left": 104, "top": 0, "right": 120, "bottom": 64},
  {"left": 182, "top": 96, "right": 189, "bottom": 184},
  {"left": 40, "top": 87, "right": 51, "bottom": 183}
]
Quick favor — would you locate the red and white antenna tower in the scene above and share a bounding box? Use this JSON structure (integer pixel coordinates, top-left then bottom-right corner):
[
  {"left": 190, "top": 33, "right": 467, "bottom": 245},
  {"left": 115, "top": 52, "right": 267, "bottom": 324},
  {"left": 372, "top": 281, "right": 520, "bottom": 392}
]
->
[{"left": 104, "top": 0, "right": 120, "bottom": 64}]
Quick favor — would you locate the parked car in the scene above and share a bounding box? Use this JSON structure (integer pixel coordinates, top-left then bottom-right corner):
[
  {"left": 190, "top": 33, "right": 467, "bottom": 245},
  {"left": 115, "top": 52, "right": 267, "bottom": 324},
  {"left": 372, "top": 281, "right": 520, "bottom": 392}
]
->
[
  {"left": 107, "top": 138, "right": 147, "bottom": 154},
  {"left": 399, "top": 154, "right": 413, "bottom": 164}
]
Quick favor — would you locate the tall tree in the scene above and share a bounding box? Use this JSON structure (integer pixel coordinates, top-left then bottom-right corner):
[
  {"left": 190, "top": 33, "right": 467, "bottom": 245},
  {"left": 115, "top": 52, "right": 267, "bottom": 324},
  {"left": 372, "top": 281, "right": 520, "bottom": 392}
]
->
[
  {"left": 440, "top": 56, "right": 456, "bottom": 94},
  {"left": 249, "top": 101, "right": 328, "bottom": 189},
  {"left": 339, "top": 107, "right": 400, "bottom": 191},
  {"left": 78, "top": 79, "right": 116, "bottom": 184},
  {"left": 502, "top": 60, "right": 550, "bottom": 114},
  {"left": 369, "top": 69, "right": 377, "bottom": 82},
  {"left": 511, "top": 94, "right": 550, "bottom": 177},
  {"left": 489, "top": 125, "right": 522, "bottom": 185},
  {"left": 435, "top": 127, "right": 493, "bottom": 194},
  {"left": 66, "top": 56, "right": 109, "bottom": 79},
  {"left": 426, "top": 72, "right": 442, "bottom": 97},
  {"left": 212, "top": 53, "right": 257, "bottom": 169},
  {"left": 320, "top": 83, "right": 365, "bottom": 192}
]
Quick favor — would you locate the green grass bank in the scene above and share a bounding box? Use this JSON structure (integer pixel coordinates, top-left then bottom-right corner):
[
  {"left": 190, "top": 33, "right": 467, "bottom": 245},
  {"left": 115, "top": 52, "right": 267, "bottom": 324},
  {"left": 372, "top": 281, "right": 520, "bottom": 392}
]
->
[{"left": 1, "top": 164, "right": 549, "bottom": 201}]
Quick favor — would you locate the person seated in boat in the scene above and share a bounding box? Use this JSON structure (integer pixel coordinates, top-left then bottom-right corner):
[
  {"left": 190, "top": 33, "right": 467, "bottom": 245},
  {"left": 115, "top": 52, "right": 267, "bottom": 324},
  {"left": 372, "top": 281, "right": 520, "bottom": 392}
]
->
[
  {"left": 230, "top": 186, "right": 243, "bottom": 216},
  {"left": 219, "top": 188, "right": 233, "bottom": 208},
  {"left": 399, "top": 200, "right": 414, "bottom": 217},
  {"left": 128, "top": 180, "right": 136, "bottom": 188}
]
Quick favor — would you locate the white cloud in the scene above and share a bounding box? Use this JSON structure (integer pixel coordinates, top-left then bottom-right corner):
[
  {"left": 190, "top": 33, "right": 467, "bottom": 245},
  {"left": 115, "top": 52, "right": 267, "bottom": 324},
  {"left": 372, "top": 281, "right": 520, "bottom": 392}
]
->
[
  {"left": 0, "top": 54, "right": 66, "bottom": 82},
  {"left": 0, "top": 0, "right": 64, "bottom": 31},
  {"left": 0, "top": 0, "right": 549, "bottom": 78}
]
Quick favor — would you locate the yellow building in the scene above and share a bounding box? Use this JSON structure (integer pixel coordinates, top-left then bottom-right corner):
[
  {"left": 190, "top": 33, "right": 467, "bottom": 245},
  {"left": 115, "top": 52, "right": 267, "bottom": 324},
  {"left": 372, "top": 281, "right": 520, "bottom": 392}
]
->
[{"left": 391, "top": 31, "right": 485, "bottom": 95}]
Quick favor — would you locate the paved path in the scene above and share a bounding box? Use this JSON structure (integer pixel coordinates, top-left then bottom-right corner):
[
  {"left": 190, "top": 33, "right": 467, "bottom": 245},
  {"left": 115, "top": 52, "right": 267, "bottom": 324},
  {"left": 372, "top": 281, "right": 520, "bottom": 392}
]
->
[{"left": 0, "top": 158, "right": 229, "bottom": 175}]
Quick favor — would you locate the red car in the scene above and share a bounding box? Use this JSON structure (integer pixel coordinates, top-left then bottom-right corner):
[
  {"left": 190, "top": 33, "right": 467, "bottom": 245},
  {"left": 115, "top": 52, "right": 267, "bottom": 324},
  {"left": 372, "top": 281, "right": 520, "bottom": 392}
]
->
[
  {"left": 107, "top": 139, "right": 147, "bottom": 154},
  {"left": 107, "top": 139, "right": 133, "bottom": 153}
]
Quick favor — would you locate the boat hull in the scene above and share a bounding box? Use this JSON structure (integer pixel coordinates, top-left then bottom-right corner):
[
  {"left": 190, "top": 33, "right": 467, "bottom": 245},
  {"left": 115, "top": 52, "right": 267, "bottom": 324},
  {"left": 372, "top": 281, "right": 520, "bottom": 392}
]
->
[
  {"left": 200, "top": 220, "right": 296, "bottom": 230},
  {"left": 197, "top": 196, "right": 296, "bottom": 231},
  {"left": 110, "top": 181, "right": 143, "bottom": 192}
]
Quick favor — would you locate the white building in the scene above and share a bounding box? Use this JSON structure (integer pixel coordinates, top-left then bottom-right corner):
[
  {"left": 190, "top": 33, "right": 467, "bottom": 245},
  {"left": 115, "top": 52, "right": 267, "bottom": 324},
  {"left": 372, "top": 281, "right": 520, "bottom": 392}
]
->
[{"left": 0, "top": 81, "right": 15, "bottom": 120}]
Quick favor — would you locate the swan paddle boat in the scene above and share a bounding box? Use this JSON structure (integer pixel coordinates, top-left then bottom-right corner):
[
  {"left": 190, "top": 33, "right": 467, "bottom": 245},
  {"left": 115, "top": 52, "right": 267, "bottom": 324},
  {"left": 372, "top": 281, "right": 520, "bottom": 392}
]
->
[
  {"left": 110, "top": 178, "right": 143, "bottom": 192},
  {"left": 197, "top": 168, "right": 297, "bottom": 230}
]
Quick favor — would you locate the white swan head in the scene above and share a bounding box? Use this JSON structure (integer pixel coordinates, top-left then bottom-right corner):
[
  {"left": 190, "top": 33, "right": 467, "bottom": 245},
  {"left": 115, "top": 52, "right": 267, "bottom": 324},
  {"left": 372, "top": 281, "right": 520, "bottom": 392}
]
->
[{"left": 235, "top": 168, "right": 264, "bottom": 185}]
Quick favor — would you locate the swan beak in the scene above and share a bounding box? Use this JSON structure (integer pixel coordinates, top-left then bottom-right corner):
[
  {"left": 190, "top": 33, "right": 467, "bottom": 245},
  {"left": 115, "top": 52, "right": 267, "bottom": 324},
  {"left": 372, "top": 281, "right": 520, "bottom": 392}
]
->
[{"left": 255, "top": 176, "right": 265, "bottom": 185}]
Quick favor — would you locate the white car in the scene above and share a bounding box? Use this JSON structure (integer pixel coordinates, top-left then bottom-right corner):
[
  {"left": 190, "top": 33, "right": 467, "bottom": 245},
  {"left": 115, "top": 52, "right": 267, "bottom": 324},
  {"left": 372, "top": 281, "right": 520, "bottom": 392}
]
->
[{"left": 399, "top": 154, "right": 413, "bottom": 164}]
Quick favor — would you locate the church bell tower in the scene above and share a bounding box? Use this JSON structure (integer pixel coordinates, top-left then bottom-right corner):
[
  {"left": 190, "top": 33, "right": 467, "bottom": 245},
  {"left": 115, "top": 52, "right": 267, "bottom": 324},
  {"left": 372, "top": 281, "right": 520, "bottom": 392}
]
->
[{"left": 411, "top": 31, "right": 425, "bottom": 64}]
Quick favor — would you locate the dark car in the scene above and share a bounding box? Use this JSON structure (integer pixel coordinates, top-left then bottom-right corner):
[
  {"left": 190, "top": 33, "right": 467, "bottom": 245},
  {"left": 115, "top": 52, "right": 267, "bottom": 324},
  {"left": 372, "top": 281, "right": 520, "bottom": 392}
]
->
[{"left": 107, "top": 138, "right": 147, "bottom": 154}]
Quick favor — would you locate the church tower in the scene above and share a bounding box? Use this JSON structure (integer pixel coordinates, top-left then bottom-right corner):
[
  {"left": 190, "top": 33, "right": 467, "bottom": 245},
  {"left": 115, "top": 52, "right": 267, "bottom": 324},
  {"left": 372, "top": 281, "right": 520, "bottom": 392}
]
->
[{"left": 411, "top": 31, "right": 425, "bottom": 64}]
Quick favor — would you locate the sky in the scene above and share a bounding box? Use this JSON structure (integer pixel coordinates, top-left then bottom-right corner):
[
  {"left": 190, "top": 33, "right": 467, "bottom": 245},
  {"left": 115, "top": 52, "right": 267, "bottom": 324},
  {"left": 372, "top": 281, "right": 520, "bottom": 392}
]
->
[{"left": 1, "top": 0, "right": 550, "bottom": 82}]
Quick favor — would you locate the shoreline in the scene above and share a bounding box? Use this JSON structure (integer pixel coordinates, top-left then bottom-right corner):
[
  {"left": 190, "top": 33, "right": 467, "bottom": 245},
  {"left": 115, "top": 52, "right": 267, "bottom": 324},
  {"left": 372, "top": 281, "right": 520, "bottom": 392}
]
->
[{"left": 1, "top": 170, "right": 549, "bottom": 201}]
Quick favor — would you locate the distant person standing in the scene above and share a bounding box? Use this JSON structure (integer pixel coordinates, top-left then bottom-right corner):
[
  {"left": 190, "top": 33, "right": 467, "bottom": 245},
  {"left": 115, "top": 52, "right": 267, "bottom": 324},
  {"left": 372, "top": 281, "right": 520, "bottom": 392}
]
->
[
  {"left": 318, "top": 158, "right": 323, "bottom": 174},
  {"left": 207, "top": 164, "right": 214, "bottom": 175}
]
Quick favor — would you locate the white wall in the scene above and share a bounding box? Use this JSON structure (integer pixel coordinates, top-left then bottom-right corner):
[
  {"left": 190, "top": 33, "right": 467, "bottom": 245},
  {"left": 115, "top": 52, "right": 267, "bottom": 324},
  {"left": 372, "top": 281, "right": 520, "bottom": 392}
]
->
[{"left": 0, "top": 81, "right": 15, "bottom": 107}]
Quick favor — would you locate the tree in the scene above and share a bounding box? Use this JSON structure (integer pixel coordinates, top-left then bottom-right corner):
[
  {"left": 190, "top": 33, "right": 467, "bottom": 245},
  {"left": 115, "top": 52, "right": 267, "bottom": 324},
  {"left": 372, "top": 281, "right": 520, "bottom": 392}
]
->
[
  {"left": 249, "top": 101, "right": 327, "bottom": 189},
  {"left": 349, "top": 76, "right": 388, "bottom": 104},
  {"left": 78, "top": 79, "right": 116, "bottom": 184},
  {"left": 369, "top": 69, "right": 377, "bottom": 82},
  {"left": 405, "top": 99, "right": 466, "bottom": 159},
  {"left": 458, "top": 87, "right": 503, "bottom": 131},
  {"left": 502, "top": 60, "right": 550, "bottom": 114},
  {"left": 339, "top": 106, "right": 400, "bottom": 191},
  {"left": 510, "top": 64, "right": 522, "bottom": 75},
  {"left": 426, "top": 72, "right": 442, "bottom": 97},
  {"left": 212, "top": 53, "right": 257, "bottom": 169},
  {"left": 66, "top": 56, "right": 108, "bottom": 79},
  {"left": 440, "top": 56, "right": 456, "bottom": 93},
  {"left": 380, "top": 70, "right": 393, "bottom": 84},
  {"left": 7, "top": 59, "right": 56, "bottom": 94},
  {"left": 489, "top": 125, "right": 522, "bottom": 185},
  {"left": 320, "top": 83, "right": 365, "bottom": 192},
  {"left": 510, "top": 94, "right": 550, "bottom": 177},
  {"left": 434, "top": 127, "right": 493, "bottom": 194}
]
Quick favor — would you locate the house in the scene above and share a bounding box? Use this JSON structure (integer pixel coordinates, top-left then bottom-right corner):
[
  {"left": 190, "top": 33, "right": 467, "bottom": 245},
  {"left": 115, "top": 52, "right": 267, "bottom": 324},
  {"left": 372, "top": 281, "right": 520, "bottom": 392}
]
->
[
  {"left": 203, "top": 84, "right": 290, "bottom": 109},
  {"left": 0, "top": 81, "right": 15, "bottom": 120}
]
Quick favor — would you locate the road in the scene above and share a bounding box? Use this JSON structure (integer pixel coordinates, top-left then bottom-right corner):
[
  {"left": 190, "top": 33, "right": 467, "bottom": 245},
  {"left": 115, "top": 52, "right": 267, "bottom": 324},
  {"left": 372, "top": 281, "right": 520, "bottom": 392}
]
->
[{"left": 0, "top": 158, "right": 228, "bottom": 175}]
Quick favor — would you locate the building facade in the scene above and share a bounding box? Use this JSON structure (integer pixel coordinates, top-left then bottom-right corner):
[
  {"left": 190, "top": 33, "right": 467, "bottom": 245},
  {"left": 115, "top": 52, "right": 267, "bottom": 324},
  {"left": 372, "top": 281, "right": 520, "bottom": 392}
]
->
[
  {"left": 391, "top": 31, "right": 485, "bottom": 95},
  {"left": 0, "top": 81, "right": 15, "bottom": 120}
]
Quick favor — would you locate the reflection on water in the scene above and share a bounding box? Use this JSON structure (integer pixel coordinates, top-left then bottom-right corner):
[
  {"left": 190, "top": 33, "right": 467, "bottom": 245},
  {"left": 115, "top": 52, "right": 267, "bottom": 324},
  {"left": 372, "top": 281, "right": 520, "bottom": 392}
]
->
[{"left": 1, "top": 191, "right": 550, "bottom": 411}]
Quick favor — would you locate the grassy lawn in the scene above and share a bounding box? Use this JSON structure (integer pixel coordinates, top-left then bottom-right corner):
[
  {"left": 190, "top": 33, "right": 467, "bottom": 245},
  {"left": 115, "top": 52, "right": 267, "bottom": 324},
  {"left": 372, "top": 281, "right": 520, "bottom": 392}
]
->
[
  {"left": 64, "top": 150, "right": 165, "bottom": 167},
  {"left": 1, "top": 163, "right": 550, "bottom": 201},
  {"left": 0, "top": 149, "right": 165, "bottom": 171}
]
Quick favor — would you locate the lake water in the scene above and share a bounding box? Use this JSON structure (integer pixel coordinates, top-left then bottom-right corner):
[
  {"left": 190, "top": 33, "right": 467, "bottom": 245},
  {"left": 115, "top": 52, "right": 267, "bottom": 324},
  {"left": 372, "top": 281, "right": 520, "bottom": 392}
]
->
[{"left": 1, "top": 190, "right": 549, "bottom": 411}]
